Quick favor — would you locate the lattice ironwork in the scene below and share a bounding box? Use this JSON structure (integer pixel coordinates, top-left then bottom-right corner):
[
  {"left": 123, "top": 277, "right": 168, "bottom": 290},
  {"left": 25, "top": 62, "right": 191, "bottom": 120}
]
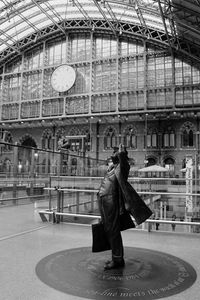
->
[
  {"left": 0, "top": 18, "right": 191, "bottom": 64},
  {"left": 0, "top": 0, "right": 200, "bottom": 66}
]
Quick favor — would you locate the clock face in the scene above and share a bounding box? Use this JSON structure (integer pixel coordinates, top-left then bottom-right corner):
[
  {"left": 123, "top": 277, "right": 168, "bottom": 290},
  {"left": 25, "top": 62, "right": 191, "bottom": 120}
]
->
[{"left": 51, "top": 65, "right": 76, "bottom": 92}]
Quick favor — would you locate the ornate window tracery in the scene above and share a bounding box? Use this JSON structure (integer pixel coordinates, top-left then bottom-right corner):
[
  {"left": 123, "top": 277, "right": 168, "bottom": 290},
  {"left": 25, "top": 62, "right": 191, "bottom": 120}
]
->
[
  {"left": 104, "top": 126, "right": 117, "bottom": 150},
  {"left": 41, "top": 129, "right": 53, "bottom": 150},
  {"left": 56, "top": 128, "right": 65, "bottom": 150},
  {"left": 181, "top": 122, "right": 195, "bottom": 147},
  {"left": 0, "top": 129, "right": 13, "bottom": 152},
  {"left": 163, "top": 129, "right": 175, "bottom": 148},
  {"left": 123, "top": 126, "right": 137, "bottom": 149},
  {"left": 164, "top": 157, "right": 175, "bottom": 174},
  {"left": 146, "top": 128, "right": 158, "bottom": 148},
  {"left": 80, "top": 127, "right": 92, "bottom": 152}
]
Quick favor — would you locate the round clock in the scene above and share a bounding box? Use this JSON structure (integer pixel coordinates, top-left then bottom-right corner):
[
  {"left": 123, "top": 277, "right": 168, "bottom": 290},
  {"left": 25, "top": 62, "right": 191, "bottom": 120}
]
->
[{"left": 51, "top": 65, "right": 76, "bottom": 92}]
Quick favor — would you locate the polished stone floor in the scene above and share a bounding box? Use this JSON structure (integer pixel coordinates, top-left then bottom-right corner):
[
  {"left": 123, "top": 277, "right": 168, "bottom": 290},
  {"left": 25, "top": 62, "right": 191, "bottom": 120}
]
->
[{"left": 0, "top": 202, "right": 200, "bottom": 300}]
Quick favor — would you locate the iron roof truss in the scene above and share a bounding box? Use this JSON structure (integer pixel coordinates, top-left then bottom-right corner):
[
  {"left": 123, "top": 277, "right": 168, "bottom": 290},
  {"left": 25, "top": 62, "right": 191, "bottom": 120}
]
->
[
  {"left": 0, "top": 18, "right": 172, "bottom": 64},
  {"left": 0, "top": 0, "right": 200, "bottom": 66}
]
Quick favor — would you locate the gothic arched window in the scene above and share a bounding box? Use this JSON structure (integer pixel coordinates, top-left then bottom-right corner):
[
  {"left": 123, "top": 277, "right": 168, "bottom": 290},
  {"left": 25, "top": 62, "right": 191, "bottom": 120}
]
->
[
  {"left": 189, "top": 130, "right": 194, "bottom": 146},
  {"left": 1, "top": 131, "right": 13, "bottom": 152},
  {"left": 181, "top": 122, "right": 195, "bottom": 147},
  {"left": 146, "top": 129, "right": 158, "bottom": 148},
  {"left": 81, "top": 128, "right": 92, "bottom": 152},
  {"left": 147, "top": 157, "right": 156, "bottom": 166},
  {"left": 163, "top": 130, "right": 175, "bottom": 148},
  {"left": 104, "top": 127, "right": 117, "bottom": 150},
  {"left": 164, "top": 157, "right": 175, "bottom": 174},
  {"left": 152, "top": 133, "right": 157, "bottom": 147},
  {"left": 41, "top": 130, "right": 53, "bottom": 150},
  {"left": 56, "top": 128, "right": 65, "bottom": 150},
  {"left": 123, "top": 127, "right": 137, "bottom": 149}
]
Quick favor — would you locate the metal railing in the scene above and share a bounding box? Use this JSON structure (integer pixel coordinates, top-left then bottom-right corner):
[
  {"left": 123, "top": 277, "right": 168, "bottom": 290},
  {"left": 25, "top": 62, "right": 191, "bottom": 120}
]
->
[
  {"left": 38, "top": 186, "right": 200, "bottom": 234},
  {"left": 0, "top": 140, "right": 200, "bottom": 232}
]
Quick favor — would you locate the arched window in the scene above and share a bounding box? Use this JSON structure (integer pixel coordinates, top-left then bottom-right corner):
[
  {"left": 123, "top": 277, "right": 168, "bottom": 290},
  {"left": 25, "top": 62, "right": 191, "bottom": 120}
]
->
[
  {"left": 67, "top": 128, "right": 82, "bottom": 152},
  {"left": 68, "top": 127, "right": 80, "bottom": 136},
  {"left": 21, "top": 136, "right": 37, "bottom": 148},
  {"left": 56, "top": 128, "right": 65, "bottom": 150},
  {"left": 183, "top": 130, "right": 189, "bottom": 146},
  {"left": 41, "top": 130, "right": 53, "bottom": 150},
  {"left": 163, "top": 130, "right": 175, "bottom": 148},
  {"left": 146, "top": 129, "right": 158, "bottom": 148},
  {"left": 123, "top": 127, "right": 137, "bottom": 149},
  {"left": 5, "top": 132, "right": 13, "bottom": 151},
  {"left": 147, "top": 157, "right": 156, "bottom": 166},
  {"left": 164, "top": 157, "right": 175, "bottom": 174},
  {"left": 147, "top": 133, "right": 151, "bottom": 148},
  {"left": 41, "top": 158, "right": 51, "bottom": 174},
  {"left": 0, "top": 130, "right": 13, "bottom": 152},
  {"left": 81, "top": 127, "right": 92, "bottom": 152},
  {"left": 164, "top": 133, "right": 169, "bottom": 147},
  {"left": 3, "top": 158, "right": 11, "bottom": 174},
  {"left": 104, "top": 127, "right": 117, "bottom": 150},
  {"left": 189, "top": 130, "right": 194, "bottom": 146},
  {"left": 152, "top": 133, "right": 157, "bottom": 147},
  {"left": 181, "top": 122, "right": 195, "bottom": 147},
  {"left": 170, "top": 132, "right": 175, "bottom": 147},
  {"left": 182, "top": 158, "right": 186, "bottom": 169}
]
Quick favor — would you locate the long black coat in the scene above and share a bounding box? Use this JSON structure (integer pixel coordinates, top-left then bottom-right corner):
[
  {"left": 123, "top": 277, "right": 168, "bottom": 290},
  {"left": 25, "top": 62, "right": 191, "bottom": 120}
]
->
[{"left": 115, "top": 151, "right": 152, "bottom": 225}]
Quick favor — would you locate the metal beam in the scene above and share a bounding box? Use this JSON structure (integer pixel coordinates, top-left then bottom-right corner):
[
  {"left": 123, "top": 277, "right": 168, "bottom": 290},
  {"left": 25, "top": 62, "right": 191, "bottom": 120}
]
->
[
  {"left": 156, "top": 0, "right": 200, "bottom": 59},
  {"left": 72, "top": 0, "right": 92, "bottom": 22},
  {"left": 156, "top": 0, "right": 177, "bottom": 53},
  {"left": 9, "top": 2, "right": 39, "bottom": 34},
  {"left": 92, "top": 0, "right": 118, "bottom": 37},
  {"left": 0, "top": 18, "right": 198, "bottom": 61},
  {"left": 103, "top": 1, "right": 120, "bottom": 29},
  {"left": 0, "top": 37, "right": 20, "bottom": 54},
  {"left": 42, "top": 1, "right": 65, "bottom": 24},
  {"left": 134, "top": 0, "right": 147, "bottom": 27},
  {"left": 31, "top": 0, "right": 66, "bottom": 35}
]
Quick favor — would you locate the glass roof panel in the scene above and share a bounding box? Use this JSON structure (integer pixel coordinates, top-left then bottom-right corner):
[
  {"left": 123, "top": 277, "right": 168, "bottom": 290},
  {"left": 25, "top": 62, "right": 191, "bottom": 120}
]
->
[
  {"left": 0, "top": 0, "right": 199, "bottom": 64},
  {"left": 27, "top": 14, "right": 47, "bottom": 25},
  {"left": 14, "top": 28, "right": 35, "bottom": 40},
  {"left": 0, "top": 45, "right": 6, "bottom": 52},
  {"left": 36, "top": 19, "right": 52, "bottom": 29},
  {"left": 22, "top": 6, "right": 41, "bottom": 17}
]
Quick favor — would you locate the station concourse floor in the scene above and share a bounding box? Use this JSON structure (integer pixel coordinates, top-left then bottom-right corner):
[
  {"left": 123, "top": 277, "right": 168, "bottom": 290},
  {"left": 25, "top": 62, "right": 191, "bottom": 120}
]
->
[{"left": 0, "top": 201, "right": 200, "bottom": 300}]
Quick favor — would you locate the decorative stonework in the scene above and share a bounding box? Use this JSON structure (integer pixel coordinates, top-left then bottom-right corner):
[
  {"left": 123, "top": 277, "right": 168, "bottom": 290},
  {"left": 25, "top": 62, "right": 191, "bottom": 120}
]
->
[{"left": 180, "top": 121, "right": 196, "bottom": 133}]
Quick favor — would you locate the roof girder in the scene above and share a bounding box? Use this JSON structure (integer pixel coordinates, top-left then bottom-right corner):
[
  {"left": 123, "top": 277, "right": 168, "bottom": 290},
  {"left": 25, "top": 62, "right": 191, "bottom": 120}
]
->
[
  {"left": 156, "top": 0, "right": 200, "bottom": 62},
  {"left": 92, "top": 0, "right": 118, "bottom": 37},
  {"left": 31, "top": 0, "right": 66, "bottom": 35},
  {"left": 1, "top": 18, "right": 199, "bottom": 66},
  {"left": 155, "top": 0, "right": 174, "bottom": 53},
  {"left": 0, "top": 1, "right": 200, "bottom": 66},
  {"left": 72, "top": 0, "right": 92, "bottom": 22}
]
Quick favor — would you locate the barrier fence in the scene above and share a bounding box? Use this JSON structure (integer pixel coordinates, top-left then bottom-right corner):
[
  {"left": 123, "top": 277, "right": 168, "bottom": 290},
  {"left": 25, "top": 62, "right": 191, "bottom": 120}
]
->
[
  {"left": 0, "top": 142, "right": 200, "bottom": 233},
  {"left": 37, "top": 182, "right": 200, "bottom": 234}
]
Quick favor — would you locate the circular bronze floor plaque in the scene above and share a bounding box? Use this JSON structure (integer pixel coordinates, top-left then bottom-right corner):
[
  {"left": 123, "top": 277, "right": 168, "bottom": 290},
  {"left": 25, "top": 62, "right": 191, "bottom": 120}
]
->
[{"left": 35, "top": 247, "right": 196, "bottom": 299}]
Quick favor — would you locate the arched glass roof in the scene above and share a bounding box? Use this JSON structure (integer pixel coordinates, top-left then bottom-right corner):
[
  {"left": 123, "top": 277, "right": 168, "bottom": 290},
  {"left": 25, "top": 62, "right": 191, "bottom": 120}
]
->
[{"left": 0, "top": 0, "right": 200, "bottom": 64}]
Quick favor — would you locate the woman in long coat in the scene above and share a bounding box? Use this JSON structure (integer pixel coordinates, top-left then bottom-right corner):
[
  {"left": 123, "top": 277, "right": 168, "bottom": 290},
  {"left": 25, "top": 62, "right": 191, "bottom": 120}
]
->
[{"left": 98, "top": 144, "right": 152, "bottom": 270}]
